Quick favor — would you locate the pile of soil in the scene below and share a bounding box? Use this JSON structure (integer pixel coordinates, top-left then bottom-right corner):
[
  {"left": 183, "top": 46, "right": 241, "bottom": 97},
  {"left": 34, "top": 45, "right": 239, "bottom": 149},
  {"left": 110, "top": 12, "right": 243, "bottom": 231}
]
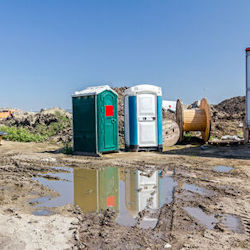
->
[
  {"left": 0, "top": 108, "right": 72, "bottom": 144},
  {"left": 211, "top": 96, "right": 245, "bottom": 139},
  {"left": 213, "top": 96, "right": 245, "bottom": 117},
  {"left": 113, "top": 87, "right": 128, "bottom": 146}
]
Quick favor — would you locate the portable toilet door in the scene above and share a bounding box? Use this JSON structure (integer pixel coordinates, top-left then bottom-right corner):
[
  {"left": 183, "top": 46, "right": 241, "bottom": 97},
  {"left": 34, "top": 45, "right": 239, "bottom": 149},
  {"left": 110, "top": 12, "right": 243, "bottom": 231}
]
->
[
  {"left": 137, "top": 92, "right": 158, "bottom": 148},
  {"left": 72, "top": 85, "right": 119, "bottom": 155},
  {"left": 97, "top": 90, "right": 118, "bottom": 153},
  {"left": 124, "top": 84, "right": 162, "bottom": 152}
]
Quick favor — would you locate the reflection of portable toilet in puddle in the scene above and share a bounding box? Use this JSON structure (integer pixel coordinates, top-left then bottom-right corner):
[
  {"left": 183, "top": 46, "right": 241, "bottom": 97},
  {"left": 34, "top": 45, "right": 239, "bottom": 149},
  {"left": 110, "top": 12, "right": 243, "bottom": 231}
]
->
[
  {"left": 74, "top": 167, "right": 119, "bottom": 213},
  {"left": 72, "top": 85, "right": 119, "bottom": 155},
  {"left": 124, "top": 84, "right": 163, "bottom": 152},
  {"left": 125, "top": 169, "right": 159, "bottom": 228}
]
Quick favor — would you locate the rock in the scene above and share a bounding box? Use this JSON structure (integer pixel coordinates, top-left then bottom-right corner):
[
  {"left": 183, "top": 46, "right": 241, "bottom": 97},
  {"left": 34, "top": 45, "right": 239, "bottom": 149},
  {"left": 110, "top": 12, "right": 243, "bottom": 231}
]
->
[
  {"left": 164, "top": 243, "right": 172, "bottom": 248},
  {"left": 188, "top": 100, "right": 201, "bottom": 109},
  {"left": 221, "top": 135, "right": 241, "bottom": 141},
  {"left": 42, "top": 157, "right": 57, "bottom": 163}
]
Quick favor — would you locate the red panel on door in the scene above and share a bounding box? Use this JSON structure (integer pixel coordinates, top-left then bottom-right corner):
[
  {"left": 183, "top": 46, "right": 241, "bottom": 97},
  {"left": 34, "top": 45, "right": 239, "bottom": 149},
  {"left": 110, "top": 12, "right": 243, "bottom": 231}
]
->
[
  {"left": 105, "top": 105, "right": 113, "bottom": 116},
  {"left": 106, "top": 195, "right": 115, "bottom": 207}
]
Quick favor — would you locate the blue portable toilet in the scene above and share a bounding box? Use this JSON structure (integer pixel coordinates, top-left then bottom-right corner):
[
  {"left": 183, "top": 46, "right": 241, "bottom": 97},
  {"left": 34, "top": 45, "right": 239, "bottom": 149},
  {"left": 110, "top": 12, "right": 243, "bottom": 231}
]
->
[{"left": 124, "top": 84, "right": 162, "bottom": 152}]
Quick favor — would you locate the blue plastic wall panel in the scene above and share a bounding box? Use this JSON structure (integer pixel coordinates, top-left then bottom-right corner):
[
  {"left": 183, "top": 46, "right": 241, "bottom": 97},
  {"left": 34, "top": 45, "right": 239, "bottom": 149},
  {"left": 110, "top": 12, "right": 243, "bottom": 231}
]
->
[
  {"left": 157, "top": 96, "right": 163, "bottom": 145},
  {"left": 124, "top": 96, "right": 129, "bottom": 146},
  {"left": 129, "top": 96, "right": 137, "bottom": 146}
]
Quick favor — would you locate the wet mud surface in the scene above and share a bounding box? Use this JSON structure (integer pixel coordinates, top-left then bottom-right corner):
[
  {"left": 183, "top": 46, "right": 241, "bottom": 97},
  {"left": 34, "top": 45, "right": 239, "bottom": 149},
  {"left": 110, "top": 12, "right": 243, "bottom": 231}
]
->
[
  {"left": 0, "top": 141, "right": 250, "bottom": 249},
  {"left": 214, "top": 165, "right": 234, "bottom": 173}
]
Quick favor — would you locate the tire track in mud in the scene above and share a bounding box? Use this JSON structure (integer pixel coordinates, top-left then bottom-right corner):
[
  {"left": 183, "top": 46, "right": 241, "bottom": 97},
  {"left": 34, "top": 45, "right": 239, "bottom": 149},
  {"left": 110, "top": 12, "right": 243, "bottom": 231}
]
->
[
  {"left": 240, "top": 212, "right": 250, "bottom": 235},
  {"left": 153, "top": 166, "right": 177, "bottom": 243},
  {"left": 170, "top": 166, "right": 177, "bottom": 232}
]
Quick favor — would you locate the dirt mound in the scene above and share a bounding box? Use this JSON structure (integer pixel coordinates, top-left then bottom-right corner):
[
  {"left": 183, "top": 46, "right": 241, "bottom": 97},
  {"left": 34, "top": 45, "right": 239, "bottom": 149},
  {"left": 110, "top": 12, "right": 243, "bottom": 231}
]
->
[
  {"left": 210, "top": 96, "right": 245, "bottom": 139},
  {"left": 213, "top": 96, "right": 245, "bottom": 117},
  {"left": 113, "top": 87, "right": 128, "bottom": 146},
  {"left": 0, "top": 108, "right": 72, "bottom": 144}
]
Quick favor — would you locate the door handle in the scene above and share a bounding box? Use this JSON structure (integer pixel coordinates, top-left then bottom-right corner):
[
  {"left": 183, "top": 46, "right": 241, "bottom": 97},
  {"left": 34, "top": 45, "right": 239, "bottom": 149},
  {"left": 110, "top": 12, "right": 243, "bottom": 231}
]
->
[
  {"left": 140, "top": 117, "right": 155, "bottom": 121},
  {"left": 111, "top": 118, "right": 116, "bottom": 124}
]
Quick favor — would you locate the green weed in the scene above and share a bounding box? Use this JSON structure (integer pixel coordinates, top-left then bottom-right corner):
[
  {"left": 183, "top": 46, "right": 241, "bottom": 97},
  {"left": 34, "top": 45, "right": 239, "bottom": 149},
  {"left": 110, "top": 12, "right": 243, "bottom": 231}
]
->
[
  {"left": 61, "top": 142, "right": 73, "bottom": 154},
  {"left": 0, "top": 111, "right": 72, "bottom": 143},
  {"left": 0, "top": 126, "right": 46, "bottom": 142},
  {"left": 209, "top": 135, "right": 217, "bottom": 140}
]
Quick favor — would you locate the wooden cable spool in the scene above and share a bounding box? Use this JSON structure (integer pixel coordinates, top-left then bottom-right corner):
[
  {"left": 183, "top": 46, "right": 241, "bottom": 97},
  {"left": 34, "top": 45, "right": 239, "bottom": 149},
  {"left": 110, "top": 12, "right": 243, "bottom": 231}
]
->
[
  {"left": 176, "top": 98, "right": 211, "bottom": 142},
  {"left": 163, "top": 119, "right": 180, "bottom": 147}
]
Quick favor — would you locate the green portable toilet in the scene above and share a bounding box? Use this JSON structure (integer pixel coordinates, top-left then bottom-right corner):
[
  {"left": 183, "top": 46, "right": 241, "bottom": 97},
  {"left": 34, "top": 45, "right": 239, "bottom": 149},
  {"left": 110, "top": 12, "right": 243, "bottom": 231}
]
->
[{"left": 72, "top": 85, "right": 119, "bottom": 155}]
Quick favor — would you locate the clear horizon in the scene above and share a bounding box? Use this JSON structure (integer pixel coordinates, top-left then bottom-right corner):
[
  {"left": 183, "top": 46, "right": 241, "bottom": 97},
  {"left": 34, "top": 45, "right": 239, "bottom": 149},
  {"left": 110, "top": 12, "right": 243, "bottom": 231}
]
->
[{"left": 0, "top": 0, "right": 249, "bottom": 111}]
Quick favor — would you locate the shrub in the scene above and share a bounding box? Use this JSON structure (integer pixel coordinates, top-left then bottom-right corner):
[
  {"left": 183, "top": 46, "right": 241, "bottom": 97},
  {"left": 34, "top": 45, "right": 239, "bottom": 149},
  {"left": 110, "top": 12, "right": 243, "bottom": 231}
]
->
[{"left": 0, "top": 126, "right": 46, "bottom": 142}]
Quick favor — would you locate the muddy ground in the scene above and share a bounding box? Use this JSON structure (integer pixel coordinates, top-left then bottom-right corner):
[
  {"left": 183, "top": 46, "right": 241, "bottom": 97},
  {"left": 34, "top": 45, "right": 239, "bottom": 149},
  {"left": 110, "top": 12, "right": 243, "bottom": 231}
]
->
[{"left": 0, "top": 141, "right": 249, "bottom": 249}]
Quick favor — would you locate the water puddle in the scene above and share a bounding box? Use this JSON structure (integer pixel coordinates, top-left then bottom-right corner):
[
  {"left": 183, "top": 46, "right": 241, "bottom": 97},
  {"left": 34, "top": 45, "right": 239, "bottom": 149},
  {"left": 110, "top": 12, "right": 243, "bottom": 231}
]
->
[
  {"left": 33, "top": 209, "right": 55, "bottom": 216},
  {"left": 184, "top": 207, "right": 217, "bottom": 229},
  {"left": 0, "top": 185, "right": 9, "bottom": 191},
  {"left": 178, "top": 182, "right": 210, "bottom": 196},
  {"left": 214, "top": 165, "right": 234, "bottom": 173},
  {"left": 185, "top": 207, "right": 243, "bottom": 233},
  {"left": 222, "top": 214, "right": 243, "bottom": 233},
  {"left": 32, "top": 167, "right": 73, "bottom": 207},
  {"left": 31, "top": 166, "right": 211, "bottom": 228}
]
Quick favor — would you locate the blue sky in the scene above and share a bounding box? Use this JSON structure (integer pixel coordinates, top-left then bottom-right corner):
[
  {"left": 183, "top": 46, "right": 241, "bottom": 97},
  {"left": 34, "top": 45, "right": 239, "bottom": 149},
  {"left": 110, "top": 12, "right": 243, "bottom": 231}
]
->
[{"left": 0, "top": 0, "right": 250, "bottom": 110}]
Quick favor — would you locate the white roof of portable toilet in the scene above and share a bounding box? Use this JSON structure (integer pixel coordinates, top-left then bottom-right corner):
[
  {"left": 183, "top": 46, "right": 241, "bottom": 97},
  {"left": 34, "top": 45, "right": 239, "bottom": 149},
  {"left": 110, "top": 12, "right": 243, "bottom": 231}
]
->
[
  {"left": 73, "top": 85, "right": 117, "bottom": 97},
  {"left": 125, "top": 84, "right": 162, "bottom": 96}
]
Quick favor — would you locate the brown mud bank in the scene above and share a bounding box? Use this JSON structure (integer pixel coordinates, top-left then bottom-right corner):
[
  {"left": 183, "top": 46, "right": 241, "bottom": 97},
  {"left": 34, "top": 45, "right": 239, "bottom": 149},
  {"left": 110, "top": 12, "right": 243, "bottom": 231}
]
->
[{"left": 0, "top": 141, "right": 250, "bottom": 249}]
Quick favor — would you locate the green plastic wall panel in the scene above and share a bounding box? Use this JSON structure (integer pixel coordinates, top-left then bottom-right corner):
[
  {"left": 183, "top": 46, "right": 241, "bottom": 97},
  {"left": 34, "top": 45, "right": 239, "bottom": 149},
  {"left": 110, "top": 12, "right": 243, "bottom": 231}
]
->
[{"left": 72, "top": 95, "right": 96, "bottom": 153}]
